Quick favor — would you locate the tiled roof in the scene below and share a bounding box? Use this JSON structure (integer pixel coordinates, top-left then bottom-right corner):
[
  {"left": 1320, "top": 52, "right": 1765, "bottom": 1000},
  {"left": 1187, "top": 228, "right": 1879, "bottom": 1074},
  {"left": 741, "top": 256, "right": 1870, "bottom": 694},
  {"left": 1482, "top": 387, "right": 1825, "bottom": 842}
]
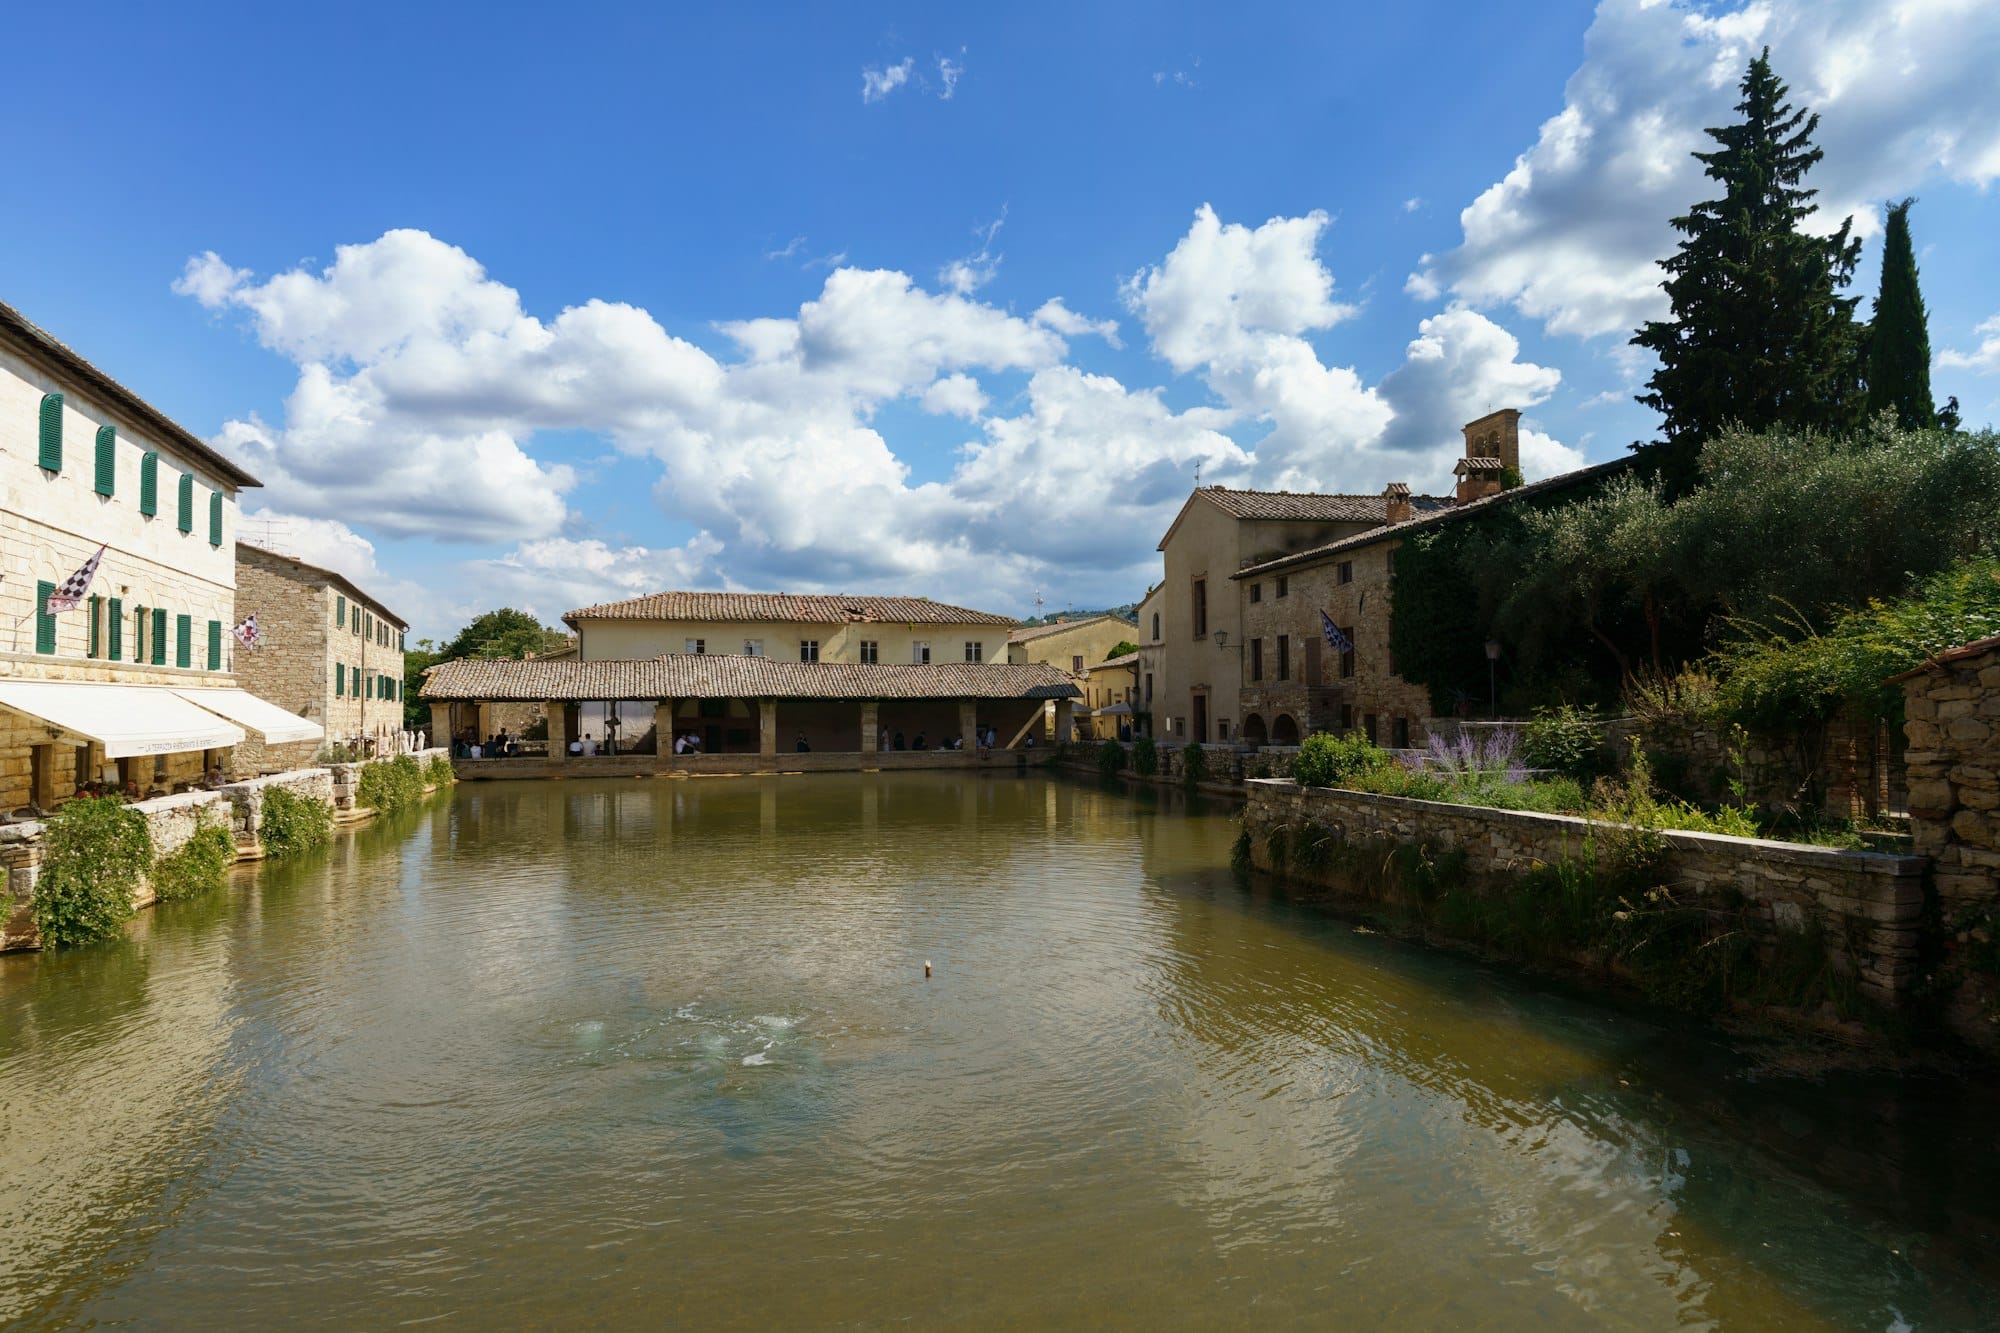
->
[
  {"left": 564, "top": 591, "right": 1015, "bottom": 628},
  {"left": 0, "top": 298, "right": 261, "bottom": 490},
  {"left": 1884, "top": 634, "right": 2000, "bottom": 683},
  {"left": 1006, "top": 614, "right": 1137, "bottom": 644},
  {"left": 1454, "top": 457, "right": 1506, "bottom": 473},
  {"left": 1197, "top": 487, "right": 1449, "bottom": 522},
  {"left": 419, "top": 654, "right": 1081, "bottom": 702},
  {"left": 1231, "top": 457, "right": 1636, "bottom": 579},
  {"left": 1384, "top": 482, "right": 1411, "bottom": 496},
  {"left": 1094, "top": 651, "right": 1140, "bottom": 670}
]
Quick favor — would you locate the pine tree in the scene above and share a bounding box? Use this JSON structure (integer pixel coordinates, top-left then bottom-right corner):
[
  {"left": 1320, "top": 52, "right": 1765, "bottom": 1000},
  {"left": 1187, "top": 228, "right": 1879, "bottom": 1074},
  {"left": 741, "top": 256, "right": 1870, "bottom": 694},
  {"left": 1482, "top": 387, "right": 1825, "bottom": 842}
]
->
[
  {"left": 1632, "top": 49, "right": 1864, "bottom": 492},
  {"left": 1865, "top": 198, "right": 1936, "bottom": 430}
]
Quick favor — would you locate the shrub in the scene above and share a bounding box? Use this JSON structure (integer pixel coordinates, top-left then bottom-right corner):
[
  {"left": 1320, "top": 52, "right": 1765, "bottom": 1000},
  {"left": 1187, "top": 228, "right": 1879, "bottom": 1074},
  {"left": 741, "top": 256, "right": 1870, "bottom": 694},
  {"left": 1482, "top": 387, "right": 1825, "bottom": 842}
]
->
[
  {"left": 261, "top": 786, "right": 334, "bottom": 858},
  {"left": 1520, "top": 705, "right": 1604, "bottom": 780},
  {"left": 1096, "top": 739, "right": 1126, "bottom": 778},
  {"left": 316, "top": 742, "right": 366, "bottom": 765},
  {"left": 1131, "top": 735, "right": 1159, "bottom": 777},
  {"left": 1292, "top": 732, "right": 1388, "bottom": 789},
  {"left": 1181, "top": 742, "right": 1207, "bottom": 790},
  {"left": 33, "top": 796, "right": 151, "bottom": 947},
  {"left": 357, "top": 755, "right": 426, "bottom": 816},
  {"left": 1624, "top": 665, "right": 1721, "bottom": 726},
  {"left": 151, "top": 814, "right": 235, "bottom": 902},
  {"left": 423, "top": 755, "right": 456, "bottom": 789}
]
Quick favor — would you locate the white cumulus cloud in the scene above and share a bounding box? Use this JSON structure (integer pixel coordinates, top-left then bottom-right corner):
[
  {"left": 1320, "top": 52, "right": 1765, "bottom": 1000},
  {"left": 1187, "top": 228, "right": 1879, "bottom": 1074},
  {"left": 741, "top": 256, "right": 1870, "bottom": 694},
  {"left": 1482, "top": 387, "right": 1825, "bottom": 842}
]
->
[
  {"left": 1939, "top": 315, "right": 2000, "bottom": 376},
  {"left": 861, "top": 57, "right": 914, "bottom": 104}
]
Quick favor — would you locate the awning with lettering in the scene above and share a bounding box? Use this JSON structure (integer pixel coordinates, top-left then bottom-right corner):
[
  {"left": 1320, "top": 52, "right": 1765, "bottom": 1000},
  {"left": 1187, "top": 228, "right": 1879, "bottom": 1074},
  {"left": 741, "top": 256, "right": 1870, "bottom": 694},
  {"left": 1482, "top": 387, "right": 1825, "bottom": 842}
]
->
[
  {"left": 172, "top": 688, "right": 323, "bottom": 745},
  {"left": 0, "top": 680, "right": 245, "bottom": 758}
]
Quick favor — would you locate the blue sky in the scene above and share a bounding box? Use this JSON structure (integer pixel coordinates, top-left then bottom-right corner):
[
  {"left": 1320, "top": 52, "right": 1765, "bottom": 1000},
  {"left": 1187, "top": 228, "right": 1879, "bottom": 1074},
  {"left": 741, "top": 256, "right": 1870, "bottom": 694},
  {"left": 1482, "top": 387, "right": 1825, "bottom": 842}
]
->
[{"left": 6, "top": 1, "right": 1999, "bottom": 637}]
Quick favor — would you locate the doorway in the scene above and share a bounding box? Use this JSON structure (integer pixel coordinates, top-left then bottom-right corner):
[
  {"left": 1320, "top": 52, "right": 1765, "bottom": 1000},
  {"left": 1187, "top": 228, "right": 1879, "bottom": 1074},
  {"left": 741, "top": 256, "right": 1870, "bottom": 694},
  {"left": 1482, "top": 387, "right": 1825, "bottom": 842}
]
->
[{"left": 1192, "top": 692, "right": 1209, "bottom": 744}]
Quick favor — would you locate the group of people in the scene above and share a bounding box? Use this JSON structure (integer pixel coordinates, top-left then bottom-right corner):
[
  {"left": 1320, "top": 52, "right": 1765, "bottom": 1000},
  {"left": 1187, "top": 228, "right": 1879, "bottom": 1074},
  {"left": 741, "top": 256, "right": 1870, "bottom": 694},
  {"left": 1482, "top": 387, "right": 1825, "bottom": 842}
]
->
[
  {"left": 672, "top": 732, "right": 705, "bottom": 754},
  {"left": 455, "top": 729, "right": 523, "bottom": 759},
  {"left": 872, "top": 726, "right": 994, "bottom": 752}
]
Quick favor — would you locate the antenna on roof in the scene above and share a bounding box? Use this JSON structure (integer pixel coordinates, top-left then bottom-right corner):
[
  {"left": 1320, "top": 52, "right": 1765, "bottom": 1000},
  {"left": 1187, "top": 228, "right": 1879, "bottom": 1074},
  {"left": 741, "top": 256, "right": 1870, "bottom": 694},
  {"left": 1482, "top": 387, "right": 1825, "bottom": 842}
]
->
[
  {"left": 1194, "top": 459, "right": 1203, "bottom": 486},
  {"left": 1033, "top": 588, "right": 1045, "bottom": 619},
  {"left": 243, "top": 514, "right": 289, "bottom": 556}
]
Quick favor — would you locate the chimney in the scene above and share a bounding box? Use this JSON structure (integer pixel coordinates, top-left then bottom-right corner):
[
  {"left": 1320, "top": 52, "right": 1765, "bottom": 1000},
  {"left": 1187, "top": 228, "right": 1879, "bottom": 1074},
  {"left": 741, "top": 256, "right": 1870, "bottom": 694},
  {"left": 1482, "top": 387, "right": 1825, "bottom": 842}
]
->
[{"left": 1384, "top": 481, "right": 1413, "bottom": 524}]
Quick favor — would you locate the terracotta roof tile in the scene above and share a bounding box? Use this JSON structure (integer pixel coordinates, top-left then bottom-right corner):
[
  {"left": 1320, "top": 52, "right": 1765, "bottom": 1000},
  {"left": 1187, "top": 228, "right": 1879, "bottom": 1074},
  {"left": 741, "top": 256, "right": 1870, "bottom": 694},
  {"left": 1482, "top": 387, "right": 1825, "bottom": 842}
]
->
[
  {"left": 420, "top": 654, "right": 1081, "bottom": 702},
  {"left": 1197, "top": 487, "right": 1450, "bottom": 522},
  {"left": 1006, "top": 614, "right": 1137, "bottom": 644},
  {"left": 564, "top": 591, "right": 1015, "bottom": 628}
]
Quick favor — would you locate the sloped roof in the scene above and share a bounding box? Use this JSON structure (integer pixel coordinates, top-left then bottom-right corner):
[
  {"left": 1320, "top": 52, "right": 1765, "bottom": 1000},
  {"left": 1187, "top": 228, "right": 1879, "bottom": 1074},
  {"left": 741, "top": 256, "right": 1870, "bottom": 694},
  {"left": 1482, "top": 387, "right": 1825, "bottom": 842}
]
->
[
  {"left": 1199, "top": 487, "right": 1451, "bottom": 522},
  {"left": 1007, "top": 614, "right": 1137, "bottom": 644},
  {"left": 564, "top": 591, "right": 1015, "bottom": 629},
  {"left": 420, "top": 654, "right": 1081, "bottom": 702},
  {"left": 1093, "top": 651, "right": 1140, "bottom": 670},
  {"left": 1231, "top": 457, "right": 1636, "bottom": 579},
  {"left": 1454, "top": 457, "right": 1506, "bottom": 473},
  {"left": 1884, "top": 634, "right": 2000, "bottom": 684},
  {"left": 236, "top": 542, "right": 407, "bottom": 628},
  {"left": 0, "top": 298, "right": 261, "bottom": 490}
]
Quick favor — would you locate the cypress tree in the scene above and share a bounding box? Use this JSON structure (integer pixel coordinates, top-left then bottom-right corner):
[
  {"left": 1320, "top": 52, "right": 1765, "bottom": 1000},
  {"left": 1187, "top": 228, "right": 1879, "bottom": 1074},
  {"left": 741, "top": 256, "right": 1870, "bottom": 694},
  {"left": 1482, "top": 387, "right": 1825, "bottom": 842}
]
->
[
  {"left": 1632, "top": 49, "right": 1863, "bottom": 492},
  {"left": 1865, "top": 198, "right": 1936, "bottom": 430}
]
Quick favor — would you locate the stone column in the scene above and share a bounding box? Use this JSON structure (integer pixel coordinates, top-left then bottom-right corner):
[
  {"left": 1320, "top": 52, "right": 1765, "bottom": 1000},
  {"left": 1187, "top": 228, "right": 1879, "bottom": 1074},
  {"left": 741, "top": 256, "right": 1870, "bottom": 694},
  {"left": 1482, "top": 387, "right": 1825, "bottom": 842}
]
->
[
  {"left": 958, "top": 700, "right": 978, "bottom": 753},
  {"left": 655, "top": 699, "right": 676, "bottom": 757},
  {"left": 860, "top": 701, "right": 879, "bottom": 752},
  {"left": 758, "top": 698, "right": 778, "bottom": 756},
  {"left": 1053, "top": 699, "right": 1074, "bottom": 745},
  {"left": 429, "top": 703, "right": 454, "bottom": 749},
  {"left": 547, "top": 702, "right": 568, "bottom": 763}
]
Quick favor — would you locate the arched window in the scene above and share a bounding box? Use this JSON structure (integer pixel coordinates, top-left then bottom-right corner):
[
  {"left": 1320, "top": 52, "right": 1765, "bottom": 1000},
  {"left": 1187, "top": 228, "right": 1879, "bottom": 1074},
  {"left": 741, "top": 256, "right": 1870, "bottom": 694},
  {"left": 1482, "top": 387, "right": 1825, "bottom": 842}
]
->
[
  {"left": 1151, "top": 612, "right": 1161, "bottom": 640},
  {"left": 94, "top": 426, "right": 116, "bottom": 496},
  {"left": 139, "top": 453, "right": 159, "bottom": 515},
  {"left": 37, "top": 393, "right": 63, "bottom": 472},
  {"left": 1271, "top": 714, "right": 1300, "bottom": 745}
]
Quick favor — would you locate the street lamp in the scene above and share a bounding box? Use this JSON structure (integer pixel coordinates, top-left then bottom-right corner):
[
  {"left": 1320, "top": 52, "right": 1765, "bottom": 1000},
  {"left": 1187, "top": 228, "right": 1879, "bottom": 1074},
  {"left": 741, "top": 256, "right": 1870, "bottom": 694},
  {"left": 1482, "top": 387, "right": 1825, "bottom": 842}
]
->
[{"left": 1484, "top": 639, "right": 1502, "bottom": 719}]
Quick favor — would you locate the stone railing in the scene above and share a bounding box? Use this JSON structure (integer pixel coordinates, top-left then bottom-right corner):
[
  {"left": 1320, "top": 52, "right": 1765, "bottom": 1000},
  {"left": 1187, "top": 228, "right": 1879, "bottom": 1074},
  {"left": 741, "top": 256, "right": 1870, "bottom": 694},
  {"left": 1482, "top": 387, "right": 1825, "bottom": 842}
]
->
[{"left": 1242, "top": 779, "right": 1925, "bottom": 1016}]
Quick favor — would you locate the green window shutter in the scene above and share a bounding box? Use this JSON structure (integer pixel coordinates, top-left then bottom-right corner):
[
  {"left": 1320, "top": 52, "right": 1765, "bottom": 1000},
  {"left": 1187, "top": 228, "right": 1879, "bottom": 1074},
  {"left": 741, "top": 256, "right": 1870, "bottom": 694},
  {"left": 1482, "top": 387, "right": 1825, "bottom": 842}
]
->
[
  {"left": 88, "top": 595, "right": 102, "bottom": 658},
  {"left": 151, "top": 607, "right": 168, "bottom": 665},
  {"left": 34, "top": 581, "right": 56, "bottom": 654},
  {"left": 335, "top": 594, "right": 346, "bottom": 623},
  {"left": 140, "top": 453, "right": 159, "bottom": 515},
  {"left": 365, "top": 611, "right": 374, "bottom": 637},
  {"left": 365, "top": 674, "right": 374, "bottom": 699},
  {"left": 336, "top": 663, "right": 345, "bottom": 697},
  {"left": 176, "top": 614, "right": 191, "bottom": 668},
  {"left": 94, "top": 426, "right": 116, "bottom": 496},
  {"left": 177, "top": 474, "right": 194, "bottom": 532},
  {"left": 37, "top": 394, "right": 62, "bottom": 472},
  {"left": 207, "top": 619, "right": 222, "bottom": 670},
  {"left": 108, "top": 597, "right": 123, "bottom": 660},
  {"left": 208, "top": 491, "right": 223, "bottom": 546}
]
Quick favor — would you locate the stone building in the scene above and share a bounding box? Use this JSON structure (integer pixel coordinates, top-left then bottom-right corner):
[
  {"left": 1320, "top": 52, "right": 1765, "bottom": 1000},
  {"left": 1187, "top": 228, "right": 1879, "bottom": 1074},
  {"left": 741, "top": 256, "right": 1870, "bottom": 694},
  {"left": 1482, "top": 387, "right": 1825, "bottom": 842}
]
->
[
  {"left": 1007, "top": 613, "right": 1137, "bottom": 741},
  {"left": 0, "top": 297, "right": 317, "bottom": 808},
  {"left": 568, "top": 591, "right": 1016, "bottom": 666},
  {"left": 230, "top": 543, "right": 410, "bottom": 772},
  {"left": 1078, "top": 651, "right": 1139, "bottom": 739}
]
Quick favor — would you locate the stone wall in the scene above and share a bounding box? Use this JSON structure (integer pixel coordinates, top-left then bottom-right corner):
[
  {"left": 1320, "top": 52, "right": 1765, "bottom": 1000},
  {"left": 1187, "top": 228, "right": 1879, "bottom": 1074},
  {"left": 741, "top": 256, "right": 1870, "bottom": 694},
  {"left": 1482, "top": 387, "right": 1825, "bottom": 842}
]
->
[
  {"left": 1622, "top": 714, "right": 1900, "bottom": 819},
  {"left": 218, "top": 768, "right": 338, "bottom": 856},
  {"left": 1242, "top": 779, "right": 1925, "bottom": 1013}
]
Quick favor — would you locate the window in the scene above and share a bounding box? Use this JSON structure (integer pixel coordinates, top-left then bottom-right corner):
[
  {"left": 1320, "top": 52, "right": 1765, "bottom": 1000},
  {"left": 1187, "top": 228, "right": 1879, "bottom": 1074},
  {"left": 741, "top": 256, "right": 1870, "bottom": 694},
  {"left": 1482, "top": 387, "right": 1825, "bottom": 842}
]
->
[
  {"left": 151, "top": 608, "right": 167, "bottom": 665},
  {"left": 1191, "top": 577, "right": 1207, "bottom": 638},
  {"left": 95, "top": 426, "right": 115, "bottom": 496},
  {"left": 800, "top": 640, "right": 820, "bottom": 662},
  {"left": 743, "top": 638, "right": 763, "bottom": 657},
  {"left": 1339, "top": 704, "right": 1354, "bottom": 733},
  {"left": 133, "top": 605, "right": 147, "bottom": 664},
  {"left": 913, "top": 641, "right": 930, "bottom": 664},
  {"left": 1387, "top": 550, "right": 1398, "bottom": 577},
  {"left": 37, "top": 393, "right": 63, "bottom": 472},
  {"left": 177, "top": 473, "right": 194, "bottom": 533},
  {"left": 108, "top": 597, "right": 123, "bottom": 661},
  {"left": 1249, "top": 582, "right": 1262, "bottom": 604},
  {"left": 964, "top": 641, "right": 982, "bottom": 663},
  {"left": 352, "top": 606, "right": 361, "bottom": 634},
  {"left": 365, "top": 674, "right": 373, "bottom": 699},
  {"left": 859, "top": 640, "right": 878, "bottom": 663},
  {"left": 1249, "top": 637, "right": 1263, "bottom": 681},
  {"left": 1276, "top": 576, "right": 1289, "bottom": 598},
  {"left": 1337, "top": 561, "right": 1353, "bottom": 585},
  {"left": 685, "top": 638, "right": 705, "bottom": 654},
  {"left": 34, "top": 581, "right": 56, "bottom": 655},
  {"left": 1151, "top": 612, "right": 1160, "bottom": 640},
  {"left": 336, "top": 594, "right": 346, "bottom": 624},
  {"left": 336, "top": 663, "right": 345, "bottom": 697},
  {"left": 1219, "top": 719, "right": 1230, "bottom": 740},
  {"left": 1339, "top": 628, "right": 1355, "bottom": 680},
  {"left": 1145, "top": 672, "right": 1154, "bottom": 703},
  {"left": 1363, "top": 713, "right": 1378, "bottom": 745},
  {"left": 208, "top": 491, "right": 223, "bottom": 546},
  {"left": 87, "top": 595, "right": 102, "bottom": 659},
  {"left": 176, "top": 615, "right": 192, "bottom": 669},
  {"left": 365, "top": 611, "right": 374, "bottom": 637},
  {"left": 1391, "top": 717, "right": 1410, "bottom": 749},
  {"left": 1071, "top": 654, "right": 1083, "bottom": 674},
  {"left": 139, "top": 453, "right": 159, "bottom": 516},
  {"left": 207, "top": 619, "right": 222, "bottom": 671},
  {"left": 1276, "top": 634, "right": 1290, "bottom": 681}
]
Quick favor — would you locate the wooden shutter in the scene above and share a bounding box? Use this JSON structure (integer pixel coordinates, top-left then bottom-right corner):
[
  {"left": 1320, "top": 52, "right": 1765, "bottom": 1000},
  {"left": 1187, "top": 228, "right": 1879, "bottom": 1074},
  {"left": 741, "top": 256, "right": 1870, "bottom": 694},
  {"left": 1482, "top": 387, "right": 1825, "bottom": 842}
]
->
[
  {"left": 94, "top": 425, "right": 116, "bottom": 496},
  {"left": 108, "top": 597, "right": 123, "bottom": 660},
  {"left": 336, "top": 594, "right": 346, "bottom": 624},
  {"left": 336, "top": 663, "right": 345, "bottom": 697},
  {"left": 176, "top": 614, "right": 191, "bottom": 668},
  {"left": 208, "top": 619, "right": 222, "bottom": 670},
  {"left": 208, "top": 491, "right": 223, "bottom": 546},
  {"left": 37, "top": 394, "right": 62, "bottom": 472},
  {"left": 140, "top": 454, "right": 159, "bottom": 515},
  {"left": 177, "top": 474, "right": 194, "bottom": 532},
  {"left": 35, "top": 581, "right": 56, "bottom": 654},
  {"left": 152, "top": 607, "right": 168, "bottom": 665}
]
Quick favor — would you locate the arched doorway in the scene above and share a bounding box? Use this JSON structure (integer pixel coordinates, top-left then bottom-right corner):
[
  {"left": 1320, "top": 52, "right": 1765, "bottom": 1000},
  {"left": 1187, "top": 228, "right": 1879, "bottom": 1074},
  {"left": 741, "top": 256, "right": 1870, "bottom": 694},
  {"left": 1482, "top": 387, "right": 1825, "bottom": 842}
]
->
[
  {"left": 1271, "top": 714, "right": 1300, "bottom": 745},
  {"left": 1241, "top": 713, "right": 1268, "bottom": 746}
]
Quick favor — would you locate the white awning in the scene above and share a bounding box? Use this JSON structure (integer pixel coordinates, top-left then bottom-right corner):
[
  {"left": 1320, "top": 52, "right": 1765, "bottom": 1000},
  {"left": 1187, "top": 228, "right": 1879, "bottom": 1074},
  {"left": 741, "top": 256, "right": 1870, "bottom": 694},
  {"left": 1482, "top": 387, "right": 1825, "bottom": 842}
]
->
[
  {"left": 0, "top": 680, "right": 246, "bottom": 758},
  {"left": 173, "top": 688, "right": 323, "bottom": 745}
]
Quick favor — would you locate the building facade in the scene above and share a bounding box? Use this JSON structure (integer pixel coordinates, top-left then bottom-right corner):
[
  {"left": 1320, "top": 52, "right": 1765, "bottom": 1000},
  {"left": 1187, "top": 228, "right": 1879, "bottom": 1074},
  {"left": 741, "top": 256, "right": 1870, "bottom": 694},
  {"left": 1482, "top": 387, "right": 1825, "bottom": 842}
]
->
[
  {"left": 231, "top": 543, "right": 410, "bottom": 772},
  {"left": 1007, "top": 614, "right": 1138, "bottom": 741},
  {"left": 0, "top": 299, "right": 285, "bottom": 809},
  {"left": 568, "top": 593, "right": 1016, "bottom": 667}
]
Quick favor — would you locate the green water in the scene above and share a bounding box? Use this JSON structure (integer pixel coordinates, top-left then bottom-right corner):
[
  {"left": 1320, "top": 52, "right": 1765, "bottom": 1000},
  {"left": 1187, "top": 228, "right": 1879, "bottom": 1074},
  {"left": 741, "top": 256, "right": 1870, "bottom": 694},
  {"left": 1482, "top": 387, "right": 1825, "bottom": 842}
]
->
[{"left": 2, "top": 773, "right": 1996, "bottom": 1328}]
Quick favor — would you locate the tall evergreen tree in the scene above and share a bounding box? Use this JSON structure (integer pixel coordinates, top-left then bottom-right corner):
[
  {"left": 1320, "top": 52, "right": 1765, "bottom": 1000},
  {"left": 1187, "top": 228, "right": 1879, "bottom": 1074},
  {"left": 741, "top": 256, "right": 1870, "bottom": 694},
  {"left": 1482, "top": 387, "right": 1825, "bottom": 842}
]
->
[
  {"left": 1632, "top": 49, "right": 1863, "bottom": 492},
  {"left": 1865, "top": 198, "right": 1937, "bottom": 429}
]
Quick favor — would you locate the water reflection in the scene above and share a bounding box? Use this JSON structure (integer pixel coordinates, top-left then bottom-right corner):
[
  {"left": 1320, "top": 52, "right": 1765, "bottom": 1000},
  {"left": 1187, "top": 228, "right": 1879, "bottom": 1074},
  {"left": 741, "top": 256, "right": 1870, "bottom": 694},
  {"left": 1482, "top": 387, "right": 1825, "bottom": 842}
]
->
[{"left": 0, "top": 772, "right": 1994, "bottom": 1328}]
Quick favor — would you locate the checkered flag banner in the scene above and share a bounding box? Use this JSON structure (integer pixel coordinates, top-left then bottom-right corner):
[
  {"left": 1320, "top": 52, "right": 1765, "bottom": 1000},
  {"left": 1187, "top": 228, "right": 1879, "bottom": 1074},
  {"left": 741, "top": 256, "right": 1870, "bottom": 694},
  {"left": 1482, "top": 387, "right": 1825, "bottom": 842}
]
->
[
  {"left": 1319, "top": 608, "right": 1353, "bottom": 655},
  {"left": 43, "top": 545, "right": 105, "bottom": 615},
  {"left": 233, "top": 613, "right": 261, "bottom": 651}
]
